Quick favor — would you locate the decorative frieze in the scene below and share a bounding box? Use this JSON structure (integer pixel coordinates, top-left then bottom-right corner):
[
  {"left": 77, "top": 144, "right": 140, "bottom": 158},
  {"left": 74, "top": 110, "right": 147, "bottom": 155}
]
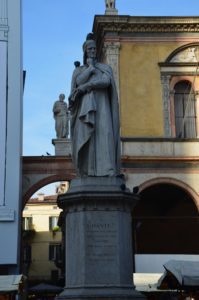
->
[
  {"left": 102, "top": 41, "right": 120, "bottom": 95},
  {"left": 170, "top": 46, "right": 199, "bottom": 63},
  {"left": 94, "top": 16, "right": 199, "bottom": 40},
  {"left": 161, "top": 75, "right": 172, "bottom": 137}
]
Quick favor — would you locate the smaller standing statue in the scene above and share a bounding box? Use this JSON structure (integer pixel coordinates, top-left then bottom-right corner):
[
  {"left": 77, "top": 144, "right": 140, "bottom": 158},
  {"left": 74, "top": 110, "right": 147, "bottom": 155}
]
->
[
  {"left": 105, "top": 0, "right": 115, "bottom": 9},
  {"left": 53, "top": 93, "right": 69, "bottom": 139}
]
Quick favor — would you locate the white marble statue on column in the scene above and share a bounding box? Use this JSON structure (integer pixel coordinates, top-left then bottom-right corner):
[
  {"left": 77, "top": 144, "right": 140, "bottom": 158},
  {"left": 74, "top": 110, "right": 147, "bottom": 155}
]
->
[
  {"left": 53, "top": 93, "right": 69, "bottom": 139},
  {"left": 105, "top": 0, "right": 115, "bottom": 9},
  {"left": 105, "top": 0, "right": 118, "bottom": 15}
]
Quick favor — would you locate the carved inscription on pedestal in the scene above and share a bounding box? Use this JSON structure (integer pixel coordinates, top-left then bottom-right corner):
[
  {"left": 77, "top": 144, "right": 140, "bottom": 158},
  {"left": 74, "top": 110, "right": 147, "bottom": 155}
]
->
[
  {"left": 84, "top": 212, "right": 119, "bottom": 283},
  {"left": 86, "top": 221, "right": 117, "bottom": 262}
]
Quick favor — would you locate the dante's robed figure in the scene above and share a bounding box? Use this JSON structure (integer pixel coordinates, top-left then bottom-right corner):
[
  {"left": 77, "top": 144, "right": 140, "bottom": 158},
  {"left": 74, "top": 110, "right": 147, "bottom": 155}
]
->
[{"left": 69, "top": 33, "right": 120, "bottom": 177}]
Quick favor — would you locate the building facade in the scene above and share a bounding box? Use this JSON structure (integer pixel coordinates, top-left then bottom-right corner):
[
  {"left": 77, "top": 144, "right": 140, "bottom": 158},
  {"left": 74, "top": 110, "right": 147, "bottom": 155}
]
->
[
  {"left": 22, "top": 193, "right": 63, "bottom": 284},
  {"left": 0, "top": 0, "right": 23, "bottom": 275},
  {"left": 21, "top": 14, "right": 199, "bottom": 276},
  {"left": 93, "top": 15, "right": 199, "bottom": 272}
]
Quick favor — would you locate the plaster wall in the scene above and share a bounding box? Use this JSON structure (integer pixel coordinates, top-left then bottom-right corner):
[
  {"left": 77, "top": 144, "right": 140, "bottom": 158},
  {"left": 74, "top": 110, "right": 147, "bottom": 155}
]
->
[
  {"left": 122, "top": 140, "right": 199, "bottom": 157},
  {"left": 126, "top": 173, "right": 199, "bottom": 197},
  {"left": 0, "top": 0, "right": 23, "bottom": 268},
  {"left": 23, "top": 204, "right": 62, "bottom": 280},
  {"left": 23, "top": 204, "right": 62, "bottom": 232},
  {"left": 29, "top": 232, "right": 61, "bottom": 281},
  {"left": 119, "top": 42, "right": 179, "bottom": 137}
]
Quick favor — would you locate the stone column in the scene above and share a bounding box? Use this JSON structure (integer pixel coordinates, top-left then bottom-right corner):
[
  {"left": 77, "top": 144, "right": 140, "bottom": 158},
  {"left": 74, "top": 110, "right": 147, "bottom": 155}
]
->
[
  {"left": 169, "top": 89, "right": 176, "bottom": 137},
  {"left": 56, "top": 177, "right": 146, "bottom": 300},
  {"left": 195, "top": 90, "right": 199, "bottom": 138},
  {"left": 103, "top": 42, "right": 121, "bottom": 97},
  {"left": 161, "top": 75, "right": 172, "bottom": 137}
]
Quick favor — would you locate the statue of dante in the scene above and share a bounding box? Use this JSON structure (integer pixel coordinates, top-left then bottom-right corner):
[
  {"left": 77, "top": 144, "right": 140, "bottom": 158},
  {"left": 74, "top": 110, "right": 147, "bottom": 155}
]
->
[
  {"left": 53, "top": 93, "right": 69, "bottom": 138},
  {"left": 105, "top": 0, "right": 115, "bottom": 9},
  {"left": 68, "top": 33, "right": 120, "bottom": 177}
]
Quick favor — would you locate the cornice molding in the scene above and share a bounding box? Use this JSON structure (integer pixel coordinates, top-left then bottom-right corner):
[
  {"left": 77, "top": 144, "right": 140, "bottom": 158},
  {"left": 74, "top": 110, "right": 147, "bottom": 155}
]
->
[{"left": 93, "top": 16, "right": 199, "bottom": 43}]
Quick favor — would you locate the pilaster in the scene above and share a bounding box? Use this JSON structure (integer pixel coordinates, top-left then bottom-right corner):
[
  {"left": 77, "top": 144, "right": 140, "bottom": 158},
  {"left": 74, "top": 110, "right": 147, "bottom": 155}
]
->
[
  {"left": 195, "top": 90, "right": 199, "bottom": 137},
  {"left": 103, "top": 41, "right": 120, "bottom": 97},
  {"left": 161, "top": 75, "right": 172, "bottom": 137}
]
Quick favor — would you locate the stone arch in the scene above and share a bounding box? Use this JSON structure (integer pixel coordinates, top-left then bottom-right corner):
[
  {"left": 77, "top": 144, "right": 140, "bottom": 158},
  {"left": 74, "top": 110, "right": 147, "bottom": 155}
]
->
[
  {"left": 138, "top": 176, "right": 199, "bottom": 211},
  {"left": 165, "top": 42, "right": 199, "bottom": 63},
  {"left": 23, "top": 174, "right": 74, "bottom": 208},
  {"left": 132, "top": 177, "right": 199, "bottom": 255},
  {"left": 170, "top": 76, "right": 196, "bottom": 92},
  {"left": 22, "top": 156, "right": 76, "bottom": 208}
]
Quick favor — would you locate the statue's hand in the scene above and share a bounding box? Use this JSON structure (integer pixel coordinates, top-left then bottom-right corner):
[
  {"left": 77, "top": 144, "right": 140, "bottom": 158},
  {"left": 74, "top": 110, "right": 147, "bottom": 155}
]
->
[
  {"left": 87, "top": 58, "right": 96, "bottom": 74},
  {"left": 68, "top": 88, "right": 83, "bottom": 110},
  {"left": 87, "top": 58, "right": 94, "bottom": 66},
  {"left": 54, "top": 109, "right": 60, "bottom": 114},
  {"left": 78, "top": 82, "right": 94, "bottom": 93},
  {"left": 78, "top": 84, "right": 87, "bottom": 94}
]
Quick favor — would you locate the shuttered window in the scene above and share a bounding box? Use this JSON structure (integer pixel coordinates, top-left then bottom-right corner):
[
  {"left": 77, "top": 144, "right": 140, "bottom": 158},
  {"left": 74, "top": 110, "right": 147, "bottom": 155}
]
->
[
  {"left": 23, "top": 217, "right": 33, "bottom": 230},
  {"left": 49, "top": 216, "right": 59, "bottom": 230},
  {"left": 174, "top": 81, "right": 197, "bottom": 138},
  {"left": 49, "top": 244, "right": 61, "bottom": 261}
]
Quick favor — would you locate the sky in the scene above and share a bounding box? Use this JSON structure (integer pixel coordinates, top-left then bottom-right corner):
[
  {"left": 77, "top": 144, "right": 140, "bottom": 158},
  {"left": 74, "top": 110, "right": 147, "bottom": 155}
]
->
[
  {"left": 23, "top": 0, "right": 199, "bottom": 156},
  {"left": 23, "top": 0, "right": 199, "bottom": 196}
]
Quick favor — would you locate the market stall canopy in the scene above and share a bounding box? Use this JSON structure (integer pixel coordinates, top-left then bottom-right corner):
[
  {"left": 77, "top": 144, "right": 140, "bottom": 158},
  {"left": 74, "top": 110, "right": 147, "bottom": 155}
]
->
[
  {"left": 158, "top": 260, "right": 199, "bottom": 289},
  {"left": 0, "top": 275, "right": 23, "bottom": 292},
  {"left": 134, "top": 273, "right": 163, "bottom": 292}
]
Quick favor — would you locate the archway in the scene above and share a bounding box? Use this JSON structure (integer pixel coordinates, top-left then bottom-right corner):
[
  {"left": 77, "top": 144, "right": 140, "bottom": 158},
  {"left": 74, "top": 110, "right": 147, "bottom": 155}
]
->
[
  {"left": 132, "top": 182, "right": 199, "bottom": 255},
  {"left": 21, "top": 180, "right": 68, "bottom": 286},
  {"left": 22, "top": 156, "right": 75, "bottom": 208}
]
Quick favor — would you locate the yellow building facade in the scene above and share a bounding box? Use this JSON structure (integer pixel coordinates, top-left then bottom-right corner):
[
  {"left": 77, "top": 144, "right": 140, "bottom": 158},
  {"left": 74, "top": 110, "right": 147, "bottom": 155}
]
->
[
  {"left": 93, "top": 15, "right": 199, "bottom": 272},
  {"left": 21, "top": 15, "right": 199, "bottom": 276},
  {"left": 22, "top": 195, "right": 63, "bottom": 283}
]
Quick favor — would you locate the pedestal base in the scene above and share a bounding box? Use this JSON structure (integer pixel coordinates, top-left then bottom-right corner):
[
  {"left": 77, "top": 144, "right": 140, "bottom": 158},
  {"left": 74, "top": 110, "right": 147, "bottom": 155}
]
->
[
  {"left": 56, "top": 286, "right": 145, "bottom": 299},
  {"left": 105, "top": 8, "right": 118, "bottom": 15},
  {"left": 52, "top": 138, "right": 71, "bottom": 156},
  {"left": 56, "top": 177, "right": 146, "bottom": 300}
]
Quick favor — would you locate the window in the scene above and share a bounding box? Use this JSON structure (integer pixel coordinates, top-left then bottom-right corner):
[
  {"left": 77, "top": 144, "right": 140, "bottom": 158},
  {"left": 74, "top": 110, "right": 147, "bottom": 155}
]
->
[
  {"left": 23, "top": 217, "right": 33, "bottom": 230},
  {"left": 49, "top": 244, "right": 61, "bottom": 261},
  {"left": 174, "top": 81, "right": 197, "bottom": 138},
  {"left": 160, "top": 44, "right": 199, "bottom": 137},
  {"left": 49, "top": 216, "right": 59, "bottom": 230}
]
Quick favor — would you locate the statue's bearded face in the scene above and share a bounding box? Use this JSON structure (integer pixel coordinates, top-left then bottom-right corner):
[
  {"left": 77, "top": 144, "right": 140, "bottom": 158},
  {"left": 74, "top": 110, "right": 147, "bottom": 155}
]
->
[{"left": 86, "top": 42, "right": 96, "bottom": 59}]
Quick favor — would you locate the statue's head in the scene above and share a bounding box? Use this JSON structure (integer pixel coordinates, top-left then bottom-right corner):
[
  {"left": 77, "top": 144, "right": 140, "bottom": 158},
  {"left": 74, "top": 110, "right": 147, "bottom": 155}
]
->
[
  {"left": 83, "top": 33, "right": 97, "bottom": 65},
  {"left": 59, "top": 94, "right": 65, "bottom": 101}
]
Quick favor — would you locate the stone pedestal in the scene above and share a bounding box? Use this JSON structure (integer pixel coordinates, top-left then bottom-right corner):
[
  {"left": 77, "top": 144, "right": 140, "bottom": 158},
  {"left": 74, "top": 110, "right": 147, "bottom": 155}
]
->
[
  {"left": 56, "top": 177, "right": 146, "bottom": 300},
  {"left": 105, "top": 8, "right": 118, "bottom": 15},
  {"left": 52, "top": 139, "right": 72, "bottom": 156}
]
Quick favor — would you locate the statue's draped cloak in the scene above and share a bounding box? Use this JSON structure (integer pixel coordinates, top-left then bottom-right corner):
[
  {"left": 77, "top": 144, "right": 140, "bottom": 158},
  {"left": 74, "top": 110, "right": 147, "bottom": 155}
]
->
[{"left": 70, "top": 62, "right": 120, "bottom": 177}]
